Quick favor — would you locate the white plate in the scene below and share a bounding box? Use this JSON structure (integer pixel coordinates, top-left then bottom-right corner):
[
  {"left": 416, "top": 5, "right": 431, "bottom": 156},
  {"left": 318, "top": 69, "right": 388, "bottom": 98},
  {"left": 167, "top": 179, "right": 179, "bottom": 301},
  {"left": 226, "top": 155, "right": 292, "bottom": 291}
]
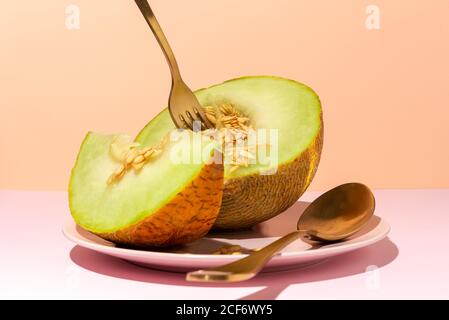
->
[{"left": 63, "top": 201, "right": 390, "bottom": 273}]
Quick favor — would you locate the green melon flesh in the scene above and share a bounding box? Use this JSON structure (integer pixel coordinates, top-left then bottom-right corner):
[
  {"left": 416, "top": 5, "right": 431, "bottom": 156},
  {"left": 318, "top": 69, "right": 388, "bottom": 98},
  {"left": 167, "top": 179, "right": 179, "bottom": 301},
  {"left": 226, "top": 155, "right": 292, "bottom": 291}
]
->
[
  {"left": 69, "top": 131, "right": 219, "bottom": 234},
  {"left": 136, "top": 76, "right": 322, "bottom": 178}
]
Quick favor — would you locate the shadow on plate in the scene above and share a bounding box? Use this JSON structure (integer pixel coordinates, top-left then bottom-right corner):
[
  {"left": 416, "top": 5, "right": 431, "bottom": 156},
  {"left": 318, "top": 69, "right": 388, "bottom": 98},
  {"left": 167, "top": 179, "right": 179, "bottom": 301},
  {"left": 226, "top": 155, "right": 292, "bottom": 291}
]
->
[
  {"left": 77, "top": 201, "right": 382, "bottom": 255},
  {"left": 69, "top": 201, "right": 399, "bottom": 299}
]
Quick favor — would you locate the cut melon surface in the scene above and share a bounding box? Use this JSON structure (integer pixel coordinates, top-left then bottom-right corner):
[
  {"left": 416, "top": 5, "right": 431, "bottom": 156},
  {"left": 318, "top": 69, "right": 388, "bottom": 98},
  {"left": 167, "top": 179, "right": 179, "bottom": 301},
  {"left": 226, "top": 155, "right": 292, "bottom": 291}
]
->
[
  {"left": 69, "top": 131, "right": 223, "bottom": 246},
  {"left": 69, "top": 75, "right": 323, "bottom": 243},
  {"left": 136, "top": 76, "right": 323, "bottom": 229}
]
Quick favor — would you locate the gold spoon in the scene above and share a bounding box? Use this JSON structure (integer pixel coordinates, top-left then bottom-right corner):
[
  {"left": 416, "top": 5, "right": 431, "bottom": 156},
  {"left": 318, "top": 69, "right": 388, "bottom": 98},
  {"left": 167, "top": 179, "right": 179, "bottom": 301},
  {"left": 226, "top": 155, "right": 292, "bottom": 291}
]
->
[{"left": 186, "top": 183, "right": 375, "bottom": 282}]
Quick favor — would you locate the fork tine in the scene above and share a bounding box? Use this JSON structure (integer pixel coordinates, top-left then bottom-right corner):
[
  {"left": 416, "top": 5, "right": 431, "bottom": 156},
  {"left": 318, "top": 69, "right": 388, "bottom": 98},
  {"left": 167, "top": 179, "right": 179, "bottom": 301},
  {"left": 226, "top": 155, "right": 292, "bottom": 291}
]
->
[
  {"left": 181, "top": 108, "right": 211, "bottom": 131},
  {"left": 188, "top": 110, "right": 208, "bottom": 131},
  {"left": 193, "top": 107, "right": 213, "bottom": 129},
  {"left": 192, "top": 119, "right": 203, "bottom": 132},
  {"left": 185, "top": 110, "right": 195, "bottom": 124},
  {"left": 178, "top": 114, "right": 192, "bottom": 129},
  {"left": 186, "top": 110, "right": 202, "bottom": 132}
]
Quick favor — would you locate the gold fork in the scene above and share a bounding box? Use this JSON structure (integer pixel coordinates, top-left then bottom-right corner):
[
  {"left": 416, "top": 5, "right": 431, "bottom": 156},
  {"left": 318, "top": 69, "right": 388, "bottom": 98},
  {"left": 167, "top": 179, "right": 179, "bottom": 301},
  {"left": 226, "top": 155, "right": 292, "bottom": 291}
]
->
[{"left": 134, "top": 0, "right": 213, "bottom": 130}]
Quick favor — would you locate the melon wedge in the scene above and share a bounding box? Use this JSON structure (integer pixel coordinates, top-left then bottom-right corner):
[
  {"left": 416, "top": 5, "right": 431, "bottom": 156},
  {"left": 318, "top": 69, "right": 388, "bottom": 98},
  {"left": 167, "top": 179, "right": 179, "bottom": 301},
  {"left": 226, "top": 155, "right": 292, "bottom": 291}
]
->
[
  {"left": 69, "top": 131, "right": 223, "bottom": 247},
  {"left": 136, "top": 76, "right": 323, "bottom": 230}
]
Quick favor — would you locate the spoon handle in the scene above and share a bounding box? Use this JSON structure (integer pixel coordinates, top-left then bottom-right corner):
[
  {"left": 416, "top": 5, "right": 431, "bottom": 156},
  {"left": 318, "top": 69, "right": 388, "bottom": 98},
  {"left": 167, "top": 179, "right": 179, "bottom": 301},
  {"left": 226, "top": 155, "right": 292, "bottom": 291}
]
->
[
  {"left": 134, "top": 0, "right": 182, "bottom": 80},
  {"left": 186, "top": 230, "right": 308, "bottom": 282}
]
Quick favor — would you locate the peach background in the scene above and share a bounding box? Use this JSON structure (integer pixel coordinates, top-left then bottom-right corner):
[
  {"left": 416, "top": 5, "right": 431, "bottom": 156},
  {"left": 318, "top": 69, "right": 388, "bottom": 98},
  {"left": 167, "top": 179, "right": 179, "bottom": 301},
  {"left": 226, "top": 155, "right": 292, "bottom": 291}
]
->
[{"left": 1, "top": 0, "right": 448, "bottom": 191}]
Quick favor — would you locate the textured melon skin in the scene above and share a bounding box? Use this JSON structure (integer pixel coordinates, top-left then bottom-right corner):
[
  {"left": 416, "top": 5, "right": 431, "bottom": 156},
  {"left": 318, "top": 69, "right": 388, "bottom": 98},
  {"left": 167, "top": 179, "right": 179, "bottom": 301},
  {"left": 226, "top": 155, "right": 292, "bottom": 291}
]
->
[
  {"left": 215, "top": 121, "right": 323, "bottom": 229},
  {"left": 98, "top": 161, "right": 223, "bottom": 247}
]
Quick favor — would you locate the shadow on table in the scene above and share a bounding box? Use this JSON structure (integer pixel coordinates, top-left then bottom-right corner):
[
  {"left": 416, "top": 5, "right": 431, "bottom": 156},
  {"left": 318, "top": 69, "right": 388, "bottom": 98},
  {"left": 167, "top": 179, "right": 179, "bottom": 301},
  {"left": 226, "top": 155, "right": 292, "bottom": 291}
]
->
[
  {"left": 69, "top": 200, "right": 399, "bottom": 300},
  {"left": 70, "top": 238, "right": 398, "bottom": 299}
]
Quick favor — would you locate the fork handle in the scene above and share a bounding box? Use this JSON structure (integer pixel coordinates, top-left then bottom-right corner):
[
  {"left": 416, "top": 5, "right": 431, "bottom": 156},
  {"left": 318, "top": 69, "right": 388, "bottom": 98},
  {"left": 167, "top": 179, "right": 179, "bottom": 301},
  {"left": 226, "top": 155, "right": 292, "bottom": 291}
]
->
[{"left": 134, "top": 0, "right": 182, "bottom": 81}]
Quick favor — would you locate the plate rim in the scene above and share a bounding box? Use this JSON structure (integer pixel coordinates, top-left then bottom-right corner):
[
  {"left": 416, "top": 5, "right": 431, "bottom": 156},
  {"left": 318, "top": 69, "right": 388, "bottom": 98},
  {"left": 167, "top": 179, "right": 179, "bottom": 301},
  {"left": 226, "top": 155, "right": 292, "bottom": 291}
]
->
[{"left": 63, "top": 217, "right": 390, "bottom": 261}]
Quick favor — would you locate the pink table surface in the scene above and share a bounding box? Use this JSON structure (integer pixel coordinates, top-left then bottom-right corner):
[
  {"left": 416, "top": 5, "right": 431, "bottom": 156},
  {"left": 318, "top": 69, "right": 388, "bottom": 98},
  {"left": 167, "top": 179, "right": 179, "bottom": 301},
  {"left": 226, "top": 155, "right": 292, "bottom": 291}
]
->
[{"left": 0, "top": 189, "right": 448, "bottom": 300}]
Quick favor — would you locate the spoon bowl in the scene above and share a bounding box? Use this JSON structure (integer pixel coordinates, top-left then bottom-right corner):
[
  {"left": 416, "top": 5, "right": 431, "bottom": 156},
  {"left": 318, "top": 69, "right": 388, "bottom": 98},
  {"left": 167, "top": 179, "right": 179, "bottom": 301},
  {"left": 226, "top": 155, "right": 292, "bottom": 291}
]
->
[{"left": 298, "top": 183, "right": 375, "bottom": 242}]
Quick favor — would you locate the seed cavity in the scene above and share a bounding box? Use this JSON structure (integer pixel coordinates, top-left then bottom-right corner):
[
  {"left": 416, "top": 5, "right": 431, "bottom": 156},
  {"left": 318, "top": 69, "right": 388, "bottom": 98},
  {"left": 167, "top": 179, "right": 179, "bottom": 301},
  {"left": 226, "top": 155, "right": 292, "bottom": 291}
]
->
[
  {"left": 211, "top": 244, "right": 258, "bottom": 255},
  {"left": 203, "top": 103, "right": 270, "bottom": 174},
  {"left": 212, "top": 245, "right": 244, "bottom": 255},
  {"left": 107, "top": 135, "right": 165, "bottom": 185},
  {"left": 108, "top": 104, "right": 267, "bottom": 184}
]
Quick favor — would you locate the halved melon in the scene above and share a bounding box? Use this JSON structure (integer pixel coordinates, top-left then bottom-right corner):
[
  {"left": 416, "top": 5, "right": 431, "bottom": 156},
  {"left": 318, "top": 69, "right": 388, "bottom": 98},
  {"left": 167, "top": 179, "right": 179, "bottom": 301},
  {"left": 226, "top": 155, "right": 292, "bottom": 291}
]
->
[
  {"left": 136, "top": 76, "right": 323, "bottom": 230},
  {"left": 69, "top": 131, "right": 223, "bottom": 247}
]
